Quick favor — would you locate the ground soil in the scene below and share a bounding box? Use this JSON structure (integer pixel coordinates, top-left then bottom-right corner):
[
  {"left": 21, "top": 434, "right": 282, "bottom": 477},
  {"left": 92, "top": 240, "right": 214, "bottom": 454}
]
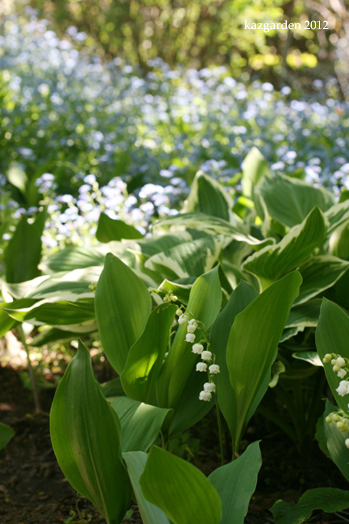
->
[{"left": 1, "top": 364, "right": 349, "bottom": 524}]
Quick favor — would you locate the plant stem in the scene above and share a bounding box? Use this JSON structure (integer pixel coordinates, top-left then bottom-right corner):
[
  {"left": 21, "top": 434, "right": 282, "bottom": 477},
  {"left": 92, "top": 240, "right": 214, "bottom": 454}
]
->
[
  {"left": 18, "top": 325, "right": 41, "bottom": 413},
  {"left": 216, "top": 396, "right": 225, "bottom": 466}
]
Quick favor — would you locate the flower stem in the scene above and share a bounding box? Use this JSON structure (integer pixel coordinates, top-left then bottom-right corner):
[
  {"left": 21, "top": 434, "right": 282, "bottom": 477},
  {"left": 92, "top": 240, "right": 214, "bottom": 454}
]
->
[
  {"left": 216, "top": 395, "right": 224, "bottom": 466},
  {"left": 18, "top": 324, "right": 41, "bottom": 413}
]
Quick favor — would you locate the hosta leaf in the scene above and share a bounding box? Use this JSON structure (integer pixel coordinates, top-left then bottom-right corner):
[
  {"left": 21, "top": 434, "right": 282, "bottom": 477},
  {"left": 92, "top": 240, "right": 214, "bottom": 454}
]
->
[
  {"left": 325, "top": 199, "right": 349, "bottom": 233},
  {"left": 96, "top": 212, "right": 143, "bottom": 242},
  {"left": 0, "top": 422, "right": 15, "bottom": 451},
  {"left": 95, "top": 253, "right": 152, "bottom": 374},
  {"left": 4, "top": 298, "right": 95, "bottom": 326},
  {"left": 316, "top": 299, "right": 349, "bottom": 413},
  {"left": 182, "top": 170, "right": 234, "bottom": 221},
  {"left": 144, "top": 236, "right": 225, "bottom": 279},
  {"left": 140, "top": 446, "right": 222, "bottom": 524},
  {"left": 226, "top": 271, "right": 302, "bottom": 450},
  {"left": 4, "top": 208, "right": 46, "bottom": 283},
  {"left": 121, "top": 303, "right": 176, "bottom": 403},
  {"left": 156, "top": 266, "right": 222, "bottom": 409},
  {"left": 50, "top": 340, "right": 132, "bottom": 524},
  {"left": 242, "top": 147, "right": 270, "bottom": 199},
  {"left": 0, "top": 304, "right": 17, "bottom": 338},
  {"left": 157, "top": 279, "right": 193, "bottom": 304},
  {"left": 153, "top": 213, "right": 274, "bottom": 247},
  {"left": 131, "top": 232, "right": 192, "bottom": 257},
  {"left": 243, "top": 207, "right": 326, "bottom": 289},
  {"left": 295, "top": 256, "right": 349, "bottom": 305},
  {"left": 271, "top": 488, "right": 349, "bottom": 524},
  {"left": 40, "top": 246, "right": 105, "bottom": 273},
  {"left": 210, "top": 281, "right": 259, "bottom": 436},
  {"left": 330, "top": 220, "right": 349, "bottom": 259},
  {"left": 208, "top": 442, "right": 262, "bottom": 524},
  {"left": 285, "top": 300, "right": 321, "bottom": 328},
  {"left": 258, "top": 173, "right": 334, "bottom": 228},
  {"left": 122, "top": 452, "right": 170, "bottom": 524},
  {"left": 292, "top": 351, "right": 323, "bottom": 367},
  {"left": 111, "top": 397, "right": 172, "bottom": 452},
  {"left": 323, "top": 400, "right": 349, "bottom": 482}
]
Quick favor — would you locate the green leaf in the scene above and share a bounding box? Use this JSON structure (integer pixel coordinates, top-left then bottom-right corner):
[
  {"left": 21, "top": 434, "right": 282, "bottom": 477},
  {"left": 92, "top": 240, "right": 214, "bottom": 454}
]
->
[
  {"left": 182, "top": 170, "right": 234, "bottom": 221},
  {"left": 295, "top": 255, "right": 349, "bottom": 305},
  {"left": 325, "top": 199, "right": 349, "bottom": 233},
  {"left": 144, "top": 236, "right": 224, "bottom": 279},
  {"left": 330, "top": 220, "right": 349, "bottom": 259},
  {"left": 140, "top": 446, "right": 222, "bottom": 524},
  {"left": 243, "top": 207, "right": 326, "bottom": 289},
  {"left": 7, "top": 163, "right": 28, "bottom": 194},
  {"left": 111, "top": 397, "right": 172, "bottom": 452},
  {"left": 40, "top": 247, "right": 105, "bottom": 273},
  {"left": 316, "top": 299, "right": 349, "bottom": 414},
  {"left": 208, "top": 442, "right": 262, "bottom": 524},
  {"left": 226, "top": 271, "right": 302, "bottom": 450},
  {"left": 285, "top": 300, "right": 321, "bottom": 329},
  {"left": 292, "top": 351, "right": 323, "bottom": 367},
  {"left": 131, "top": 232, "right": 192, "bottom": 257},
  {"left": 95, "top": 253, "right": 152, "bottom": 374},
  {"left": 323, "top": 400, "right": 349, "bottom": 482},
  {"left": 258, "top": 173, "right": 334, "bottom": 228},
  {"left": 101, "top": 377, "right": 126, "bottom": 399},
  {"left": 4, "top": 209, "right": 46, "bottom": 283},
  {"left": 271, "top": 487, "right": 349, "bottom": 524},
  {"left": 0, "top": 422, "right": 15, "bottom": 451},
  {"left": 157, "top": 279, "right": 193, "bottom": 305},
  {"left": 96, "top": 212, "right": 143, "bottom": 243},
  {"left": 210, "top": 281, "right": 259, "bottom": 436},
  {"left": 154, "top": 212, "right": 274, "bottom": 248},
  {"left": 0, "top": 304, "right": 17, "bottom": 338},
  {"left": 157, "top": 266, "right": 222, "bottom": 409},
  {"left": 123, "top": 452, "right": 170, "bottom": 524},
  {"left": 50, "top": 340, "right": 132, "bottom": 524},
  {"left": 242, "top": 147, "right": 270, "bottom": 199},
  {"left": 121, "top": 303, "right": 176, "bottom": 403}
]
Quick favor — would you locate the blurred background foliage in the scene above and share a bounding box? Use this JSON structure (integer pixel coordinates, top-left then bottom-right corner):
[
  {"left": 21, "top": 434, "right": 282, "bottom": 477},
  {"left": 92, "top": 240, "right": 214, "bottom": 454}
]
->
[{"left": 3, "top": 0, "right": 349, "bottom": 97}]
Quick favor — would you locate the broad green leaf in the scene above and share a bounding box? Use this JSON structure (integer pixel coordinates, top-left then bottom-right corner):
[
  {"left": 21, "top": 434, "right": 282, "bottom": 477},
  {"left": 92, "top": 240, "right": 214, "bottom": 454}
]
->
[
  {"left": 0, "top": 304, "right": 16, "bottom": 337},
  {"left": 208, "top": 442, "right": 262, "bottom": 524},
  {"left": 258, "top": 173, "right": 334, "bottom": 228},
  {"left": 4, "top": 209, "right": 46, "bottom": 283},
  {"left": 226, "top": 271, "right": 302, "bottom": 450},
  {"left": 182, "top": 170, "right": 234, "bottom": 221},
  {"left": 325, "top": 199, "right": 349, "bottom": 233},
  {"left": 316, "top": 299, "right": 349, "bottom": 414},
  {"left": 243, "top": 207, "right": 326, "bottom": 289},
  {"left": 285, "top": 300, "right": 321, "bottom": 328},
  {"left": 131, "top": 232, "right": 192, "bottom": 257},
  {"left": 157, "top": 266, "right": 222, "bottom": 409},
  {"left": 40, "top": 246, "right": 105, "bottom": 273},
  {"left": 123, "top": 452, "right": 170, "bottom": 524},
  {"left": 157, "top": 279, "right": 193, "bottom": 304},
  {"left": 96, "top": 212, "right": 143, "bottom": 243},
  {"left": 140, "top": 446, "right": 222, "bottom": 524},
  {"left": 50, "top": 340, "right": 132, "bottom": 524},
  {"left": 167, "top": 361, "right": 215, "bottom": 438},
  {"left": 330, "top": 220, "right": 349, "bottom": 259},
  {"left": 280, "top": 327, "right": 304, "bottom": 342},
  {"left": 4, "top": 298, "right": 95, "bottom": 326},
  {"left": 0, "top": 422, "right": 15, "bottom": 451},
  {"left": 323, "top": 400, "right": 349, "bottom": 482},
  {"left": 95, "top": 253, "right": 152, "bottom": 374},
  {"left": 121, "top": 303, "right": 176, "bottom": 403},
  {"left": 101, "top": 377, "right": 126, "bottom": 399},
  {"left": 271, "top": 488, "right": 349, "bottom": 524},
  {"left": 292, "top": 351, "right": 323, "bottom": 367},
  {"left": 242, "top": 147, "right": 270, "bottom": 198},
  {"left": 32, "top": 326, "right": 96, "bottom": 346},
  {"left": 210, "top": 281, "right": 259, "bottom": 436},
  {"left": 111, "top": 397, "right": 171, "bottom": 452},
  {"left": 295, "top": 256, "right": 349, "bottom": 305},
  {"left": 153, "top": 212, "right": 274, "bottom": 247},
  {"left": 145, "top": 236, "right": 224, "bottom": 279}
]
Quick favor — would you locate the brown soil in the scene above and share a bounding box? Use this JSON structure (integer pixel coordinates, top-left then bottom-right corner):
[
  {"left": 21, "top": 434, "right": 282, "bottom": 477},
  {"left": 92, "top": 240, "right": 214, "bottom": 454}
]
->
[{"left": 1, "top": 365, "right": 348, "bottom": 524}]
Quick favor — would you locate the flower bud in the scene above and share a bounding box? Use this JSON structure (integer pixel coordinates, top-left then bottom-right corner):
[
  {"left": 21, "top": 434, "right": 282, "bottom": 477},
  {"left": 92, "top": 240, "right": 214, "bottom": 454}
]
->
[
  {"left": 325, "top": 415, "right": 332, "bottom": 424},
  {"left": 333, "top": 364, "right": 341, "bottom": 373},
  {"left": 185, "top": 333, "right": 195, "bottom": 343},
  {"left": 178, "top": 314, "right": 188, "bottom": 325},
  {"left": 199, "top": 391, "right": 212, "bottom": 402},
  {"left": 192, "top": 343, "right": 204, "bottom": 354},
  {"left": 204, "top": 382, "right": 216, "bottom": 393},
  {"left": 337, "top": 357, "right": 346, "bottom": 367},
  {"left": 323, "top": 354, "right": 332, "bottom": 364},
  {"left": 196, "top": 362, "right": 207, "bottom": 372},
  {"left": 176, "top": 308, "right": 182, "bottom": 316},
  {"left": 187, "top": 324, "right": 197, "bottom": 333},
  {"left": 346, "top": 439, "right": 349, "bottom": 449}
]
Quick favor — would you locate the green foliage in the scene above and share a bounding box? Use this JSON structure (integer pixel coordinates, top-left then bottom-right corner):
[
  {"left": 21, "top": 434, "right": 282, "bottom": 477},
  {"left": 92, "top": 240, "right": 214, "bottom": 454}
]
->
[{"left": 0, "top": 422, "right": 15, "bottom": 451}]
